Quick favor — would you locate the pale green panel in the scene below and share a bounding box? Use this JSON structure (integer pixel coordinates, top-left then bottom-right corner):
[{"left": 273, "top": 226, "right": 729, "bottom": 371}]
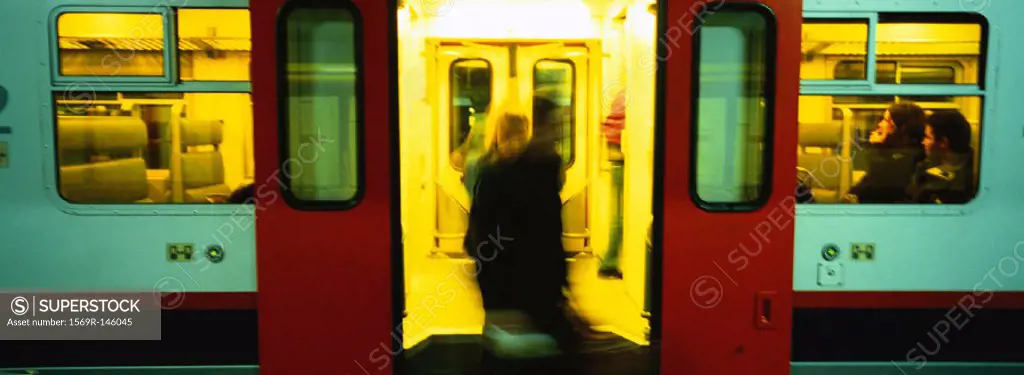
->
[
  {"left": 794, "top": 1, "right": 1024, "bottom": 291},
  {"left": 0, "top": 0, "right": 255, "bottom": 293},
  {"left": 695, "top": 24, "right": 746, "bottom": 202},
  {"left": 792, "top": 362, "right": 1024, "bottom": 375},
  {"left": 285, "top": 7, "right": 358, "bottom": 201}
]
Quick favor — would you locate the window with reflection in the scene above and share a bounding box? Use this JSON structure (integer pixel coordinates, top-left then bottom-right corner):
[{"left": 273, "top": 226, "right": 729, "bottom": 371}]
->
[
  {"left": 281, "top": 7, "right": 360, "bottom": 204},
  {"left": 449, "top": 59, "right": 492, "bottom": 168},
  {"left": 693, "top": 9, "right": 771, "bottom": 206},
  {"left": 797, "top": 96, "right": 981, "bottom": 204},
  {"left": 833, "top": 60, "right": 962, "bottom": 104},
  {"left": 57, "top": 12, "right": 166, "bottom": 77},
  {"left": 534, "top": 59, "right": 575, "bottom": 166},
  {"left": 876, "top": 16, "right": 983, "bottom": 85},
  {"left": 801, "top": 19, "right": 867, "bottom": 80},
  {"left": 178, "top": 9, "right": 252, "bottom": 81},
  {"left": 54, "top": 91, "right": 254, "bottom": 204}
]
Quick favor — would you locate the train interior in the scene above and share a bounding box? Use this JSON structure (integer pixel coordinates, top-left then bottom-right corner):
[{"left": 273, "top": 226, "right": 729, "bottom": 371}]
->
[{"left": 396, "top": 0, "right": 658, "bottom": 373}]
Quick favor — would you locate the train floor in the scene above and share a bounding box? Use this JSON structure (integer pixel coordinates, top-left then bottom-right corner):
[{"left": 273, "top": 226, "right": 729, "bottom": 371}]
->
[{"left": 402, "top": 334, "right": 659, "bottom": 375}]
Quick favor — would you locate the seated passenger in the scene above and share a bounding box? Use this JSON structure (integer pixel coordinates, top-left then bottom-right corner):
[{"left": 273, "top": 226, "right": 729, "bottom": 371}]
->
[
  {"left": 228, "top": 183, "right": 255, "bottom": 204},
  {"left": 907, "top": 111, "right": 975, "bottom": 204},
  {"left": 846, "top": 102, "right": 926, "bottom": 203}
]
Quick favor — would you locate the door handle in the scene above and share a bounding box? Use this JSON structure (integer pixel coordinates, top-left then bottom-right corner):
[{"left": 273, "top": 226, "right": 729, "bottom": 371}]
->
[{"left": 755, "top": 291, "right": 777, "bottom": 330}]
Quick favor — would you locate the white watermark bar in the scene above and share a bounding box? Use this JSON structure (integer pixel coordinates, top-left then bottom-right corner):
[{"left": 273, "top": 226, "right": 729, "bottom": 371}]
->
[{"left": 0, "top": 292, "right": 160, "bottom": 340}]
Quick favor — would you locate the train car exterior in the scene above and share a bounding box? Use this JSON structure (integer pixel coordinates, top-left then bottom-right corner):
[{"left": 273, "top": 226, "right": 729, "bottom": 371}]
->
[
  {"left": 791, "top": 1, "right": 1024, "bottom": 374},
  {"left": 0, "top": 0, "right": 1021, "bottom": 375}
]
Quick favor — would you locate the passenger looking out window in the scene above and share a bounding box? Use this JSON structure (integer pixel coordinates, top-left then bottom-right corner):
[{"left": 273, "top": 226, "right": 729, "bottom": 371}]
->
[
  {"left": 844, "top": 102, "right": 926, "bottom": 203},
  {"left": 908, "top": 110, "right": 975, "bottom": 204}
]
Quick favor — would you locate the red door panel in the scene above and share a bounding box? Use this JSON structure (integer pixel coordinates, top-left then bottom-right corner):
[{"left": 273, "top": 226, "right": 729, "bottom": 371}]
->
[
  {"left": 253, "top": 0, "right": 394, "bottom": 374},
  {"left": 660, "top": 0, "right": 800, "bottom": 374}
]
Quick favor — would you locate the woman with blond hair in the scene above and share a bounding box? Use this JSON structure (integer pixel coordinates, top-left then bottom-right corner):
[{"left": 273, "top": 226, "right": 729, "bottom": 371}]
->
[{"left": 466, "top": 95, "right": 581, "bottom": 374}]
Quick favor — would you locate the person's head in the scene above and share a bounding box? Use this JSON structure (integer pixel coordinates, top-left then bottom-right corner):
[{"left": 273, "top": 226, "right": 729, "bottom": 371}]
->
[
  {"left": 876, "top": 102, "right": 926, "bottom": 146},
  {"left": 923, "top": 110, "right": 972, "bottom": 159},
  {"left": 494, "top": 113, "right": 529, "bottom": 158}
]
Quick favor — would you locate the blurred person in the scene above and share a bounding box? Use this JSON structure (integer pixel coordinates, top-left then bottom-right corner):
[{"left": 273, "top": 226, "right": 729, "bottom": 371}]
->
[{"left": 466, "top": 95, "right": 582, "bottom": 374}]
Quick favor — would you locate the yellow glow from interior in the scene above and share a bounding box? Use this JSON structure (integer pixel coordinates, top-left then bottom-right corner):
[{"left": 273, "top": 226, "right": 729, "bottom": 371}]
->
[
  {"left": 424, "top": 0, "right": 595, "bottom": 39},
  {"left": 398, "top": 0, "right": 656, "bottom": 350},
  {"left": 58, "top": 13, "right": 164, "bottom": 39}
]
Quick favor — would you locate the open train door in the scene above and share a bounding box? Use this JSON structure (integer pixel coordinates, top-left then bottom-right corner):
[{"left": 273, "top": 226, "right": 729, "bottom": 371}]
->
[
  {"left": 252, "top": 0, "right": 395, "bottom": 374},
  {"left": 659, "top": 0, "right": 799, "bottom": 374}
]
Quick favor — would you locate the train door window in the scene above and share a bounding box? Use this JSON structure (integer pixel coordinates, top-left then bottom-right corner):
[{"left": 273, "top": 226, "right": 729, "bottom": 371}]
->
[
  {"left": 693, "top": 8, "right": 772, "bottom": 207},
  {"left": 55, "top": 12, "right": 168, "bottom": 78},
  {"left": 800, "top": 19, "right": 868, "bottom": 81},
  {"left": 279, "top": 6, "right": 361, "bottom": 205},
  {"left": 534, "top": 59, "right": 575, "bottom": 166},
  {"left": 178, "top": 9, "right": 252, "bottom": 81},
  {"left": 449, "top": 59, "right": 492, "bottom": 170}
]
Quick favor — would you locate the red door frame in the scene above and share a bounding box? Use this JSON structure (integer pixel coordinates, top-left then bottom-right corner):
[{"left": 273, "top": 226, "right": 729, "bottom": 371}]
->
[
  {"left": 252, "top": 0, "right": 396, "bottom": 375},
  {"left": 659, "top": 0, "right": 800, "bottom": 374}
]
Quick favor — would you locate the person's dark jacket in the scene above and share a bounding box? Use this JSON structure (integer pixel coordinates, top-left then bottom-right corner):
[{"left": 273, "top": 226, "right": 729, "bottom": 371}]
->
[
  {"left": 907, "top": 153, "right": 975, "bottom": 204},
  {"left": 849, "top": 135, "right": 923, "bottom": 203},
  {"left": 465, "top": 143, "right": 567, "bottom": 311}
]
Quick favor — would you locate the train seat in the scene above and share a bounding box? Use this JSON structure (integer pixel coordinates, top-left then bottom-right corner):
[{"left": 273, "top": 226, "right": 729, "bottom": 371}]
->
[
  {"left": 797, "top": 121, "right": 844, "bottom": 203},
  {"left": 57, "top": 116, "right": 151, "bottom": 203},
  {"left": 178, "top": 119, "right": 231, "bottom": 202}
]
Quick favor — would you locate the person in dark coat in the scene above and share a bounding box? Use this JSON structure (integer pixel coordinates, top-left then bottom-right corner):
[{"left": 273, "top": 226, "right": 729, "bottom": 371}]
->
[
  {"left": 466, "top": 96, "right": 581, "bottom": 374},
  {"left": 907, "top": 110, "right": 975, "bottom": 204},
  {"left": 847, "top": 102, "right": 926, "bottom": 203}
]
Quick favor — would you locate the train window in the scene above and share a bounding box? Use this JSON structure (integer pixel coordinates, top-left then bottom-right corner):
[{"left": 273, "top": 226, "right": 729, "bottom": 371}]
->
[
  {"left": 534, "top": 59, "right": 575, "bottom": 166},
  {"left": 876, "top": 16, "right": 983, "bottom": 85},
  {"left": 178, "top": 9, "right": 252, "bottom": 81},
  {"left": 279, "top": 6, "right": 361, "bottom": 205},
  {"left": 449, "top": 59, "right": 492, "bottom": 169},
  {"left": 53, "top": 91, "right": 254, "bottom": 204},
  {"left": 56, "top": 12, "right": 166, "bottom": 77},
  {"left": 796, "top": 95, "right": 981, "bottom": 204},
  {"left": 833, "top": 61, "right": 961, "bottom": 104},
  {"left": 800, "top": 19, "right": 868, "bottom": 80},
  {"left": 692, "top": 8, "right": 772, "bottom": 208}
]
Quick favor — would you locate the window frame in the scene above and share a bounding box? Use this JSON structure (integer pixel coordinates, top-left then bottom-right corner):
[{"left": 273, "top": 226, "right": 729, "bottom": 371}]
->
[
  {"left": 50, "top": 6, "right": 177, "bottom": 85},
  {"left": 688, "top": 2, "right": 777, "bottom": 212},
  {"left": 42, "top": 2, "right": 253, "bottom": 216},
  {"left": 797, "top": 10, "right": 990, "bottom": 214},
  {"left": 800, "top": 12, "right": 988, "bottom": 91},
  {"left": 533, "top": 58, "right": 577, "bottom": 169},
  {"left": 275, "top": 0, "right": 366, "bottom": 211},
  {"left": 175, "top": 7, "right": 254, "bottom": 83}
]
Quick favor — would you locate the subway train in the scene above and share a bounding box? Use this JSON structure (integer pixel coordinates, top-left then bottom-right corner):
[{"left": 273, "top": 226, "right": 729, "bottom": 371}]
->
[{"left": 0, "top": 0, "right": 1022, "bottom": 374}]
